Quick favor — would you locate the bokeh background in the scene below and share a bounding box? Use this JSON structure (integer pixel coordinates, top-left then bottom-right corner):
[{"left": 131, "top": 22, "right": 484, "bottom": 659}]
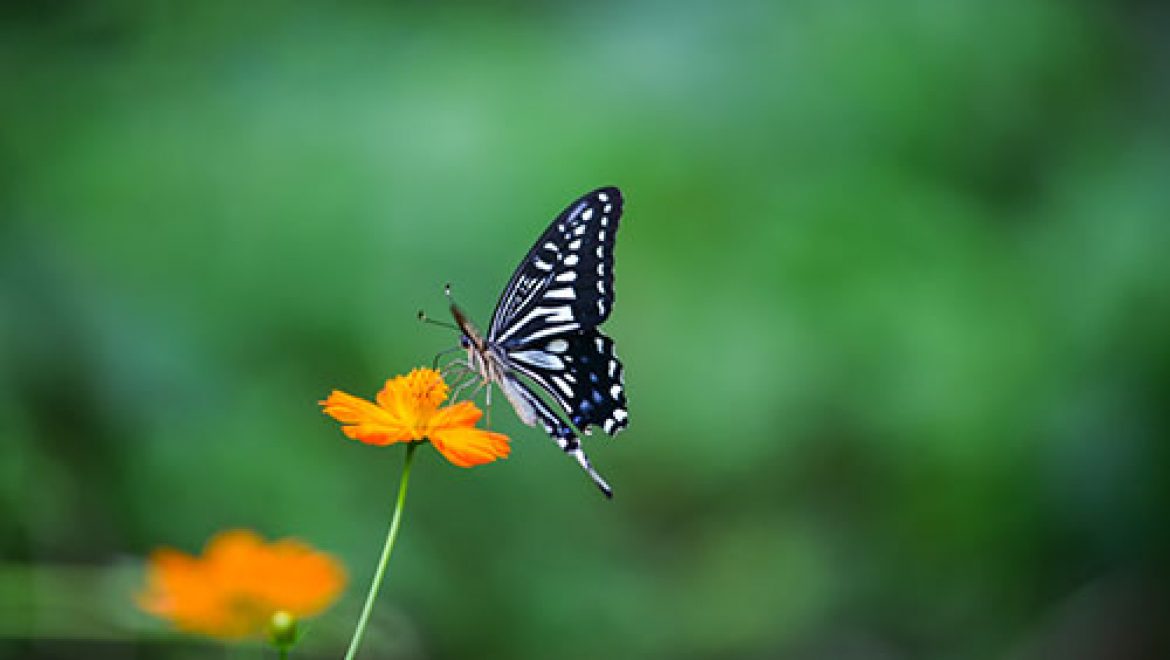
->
[{"left": 2, "top": 1, "right": 1169, "bottom": 658}]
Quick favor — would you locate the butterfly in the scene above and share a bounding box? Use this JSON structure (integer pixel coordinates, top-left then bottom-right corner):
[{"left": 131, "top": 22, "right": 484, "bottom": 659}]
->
[{"left": 445, "top": 187, "right": 628, "bottom": 497}]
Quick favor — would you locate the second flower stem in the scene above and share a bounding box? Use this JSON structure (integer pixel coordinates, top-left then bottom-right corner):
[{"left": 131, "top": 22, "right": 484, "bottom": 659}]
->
[{"left": 343, "top": 442, "right": 418, "bottom": 660}]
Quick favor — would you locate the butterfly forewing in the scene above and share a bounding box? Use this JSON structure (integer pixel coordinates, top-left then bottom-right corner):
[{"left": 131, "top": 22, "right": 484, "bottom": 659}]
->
[{"left": 489, "top": 187, "right": 623, "bottom": 345}]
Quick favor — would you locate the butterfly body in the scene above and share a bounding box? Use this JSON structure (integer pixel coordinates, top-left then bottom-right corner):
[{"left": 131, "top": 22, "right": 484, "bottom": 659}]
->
[
  {"left": 450, "top": 302, "right": 536, "bottom": 427},
  {"left": 449, "top": 187, "right": 628, "bottom": 497}
]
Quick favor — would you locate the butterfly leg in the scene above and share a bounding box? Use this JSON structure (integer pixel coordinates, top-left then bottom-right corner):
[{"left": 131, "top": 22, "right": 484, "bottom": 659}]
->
[
  {"left": 448, "top": 372, "right": 480, "bottom": 403},
  {"left": 440, "top": 357, "right": 471, "bottom": 381},
  {"left": 459, "top": 377, "right": 491, "bottom": 419},
  {"left": 431, "top": 345, "right": 464, "bottom": 370},
  {"left": 441, "top": 359, "right": 479, "bottom": 402}
]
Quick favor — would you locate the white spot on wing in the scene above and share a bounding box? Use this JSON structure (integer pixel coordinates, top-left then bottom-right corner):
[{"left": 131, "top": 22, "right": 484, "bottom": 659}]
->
[
  {"left": 497, "top": 306, "right": 575, "bottom": 342},
  {"left": 520, "top": 323, "right": 581, "bottom": 344},
  {"left": 582, "top": 208, "right": 594, "bottom": 222},
  {"left": 547, "top": 339, "right": 569, "bottom": 353},
  {"left": 595, "top": 337, "right": 605, "bottom": 352},
  {"left": 551, "top": 376, "right": 574, "bottom": 398},
  {"left": 555, "top": 271, "right": 577, "bottom": 283},
  {"left": 543, "top": 306, "right": 575, "bottom": 323},
  {"left": 569, "top": 239, "right": 582, "bottom": 250},
  {"left": 598, "top": 192, "right": 609, "bottom": 203},
  {"left": 610, "top": 384, "right": 623, "bottom": 398},
  {"left": 564, "top": 254, "right": 579, "bottom": 266},
  {"left": 510, "top": 350, "right": 565, "bottom": 370},
  {"left": 545, "top": 287, "right": 576, "bottom": 300},
  {"left": 613, "top": 409, "right": 628, "bottom": 422}
]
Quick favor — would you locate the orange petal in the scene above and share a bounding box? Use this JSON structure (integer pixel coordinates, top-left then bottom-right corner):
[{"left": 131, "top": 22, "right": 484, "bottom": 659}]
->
[
  {"left": 429, "top": 400, "right": 484, "bottom": 429},
  {"left": 320, "top": 389, "right": 414, "bottom": 445},
  {"left": 253, "top": 538, "right": 348, "bottom": 616},
  {"left": 430, "top": 426, "right": 511, "bottom": 468},
  {"left": 138, "top": 530, "right": 347, "bottom": 640},
  {"left": 138, "top": 544, "right": 251, "bottom": 638},
  {"left": 137, "top": 548, "right": 204, "bottom": 617}
]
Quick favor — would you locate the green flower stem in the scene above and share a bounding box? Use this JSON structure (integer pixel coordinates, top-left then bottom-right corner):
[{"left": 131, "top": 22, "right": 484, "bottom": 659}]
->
[{"left": 343, "top": 442, "right": 418, "bottom": 660}]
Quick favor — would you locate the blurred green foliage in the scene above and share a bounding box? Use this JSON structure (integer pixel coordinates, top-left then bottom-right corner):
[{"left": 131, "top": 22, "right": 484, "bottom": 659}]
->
[{"left": 2, "top": 1, "right": 1169, "bottom": 658}]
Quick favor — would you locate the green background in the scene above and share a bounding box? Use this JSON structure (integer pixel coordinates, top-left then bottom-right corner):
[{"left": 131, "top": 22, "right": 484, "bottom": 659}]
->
[{"left": 2, "top": 1, "right": 1168, "bottom": 658}]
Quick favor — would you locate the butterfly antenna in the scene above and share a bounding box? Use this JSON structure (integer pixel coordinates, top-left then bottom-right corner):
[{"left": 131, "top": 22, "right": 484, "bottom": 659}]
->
[
  {"left": 417, "top": 309, "right": 459, "bottom": 332},
  {"left": 444, "top": 282, "right": 461, "bottom": 308}
]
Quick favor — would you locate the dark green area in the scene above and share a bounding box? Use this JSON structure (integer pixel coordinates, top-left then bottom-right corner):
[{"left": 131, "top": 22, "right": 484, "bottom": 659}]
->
[{"left": 2, "top": 1, "right": 1168, "bottom": 658}]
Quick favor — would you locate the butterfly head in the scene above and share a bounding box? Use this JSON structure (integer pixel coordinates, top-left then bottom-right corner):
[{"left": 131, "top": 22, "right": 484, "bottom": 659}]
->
[{"left": 450, "top": 302, "right": 486, "bottom": 352}]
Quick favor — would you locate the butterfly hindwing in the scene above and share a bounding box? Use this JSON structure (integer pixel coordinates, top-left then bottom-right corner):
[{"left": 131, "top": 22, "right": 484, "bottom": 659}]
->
[
  {"left": 504, "top": 373, "right": 613, "bottom": 497},
  {"left": 505, "top": 327, "right": 629, "bottom": 436}
]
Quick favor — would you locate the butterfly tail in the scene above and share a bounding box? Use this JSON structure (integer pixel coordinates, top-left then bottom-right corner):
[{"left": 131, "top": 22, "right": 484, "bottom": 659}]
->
[
  {"left": 562, "top": 434, "right": 613, "bottom": 498},
  {"left": 507, "top": 374, "right": 614, "bottom": 498}
]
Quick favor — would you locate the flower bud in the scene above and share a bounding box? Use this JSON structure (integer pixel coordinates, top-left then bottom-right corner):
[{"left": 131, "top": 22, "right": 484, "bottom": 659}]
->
[{"left": 269, "top": 610, "right": 298, "bottom": 649}]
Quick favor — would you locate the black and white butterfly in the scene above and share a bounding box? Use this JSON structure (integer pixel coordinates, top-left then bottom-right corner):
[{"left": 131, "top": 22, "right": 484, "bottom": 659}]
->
[{"left": 445, "top": 187, "right": 628, "bottom": 497}]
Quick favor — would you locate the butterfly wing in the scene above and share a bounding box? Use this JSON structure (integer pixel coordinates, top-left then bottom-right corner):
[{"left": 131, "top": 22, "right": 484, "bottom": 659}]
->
[
  {"left": 505, "top": 328, "right": 629, "bottom": 436},
  {"left": 480, "top": 186, "right": 627, "bottom": 496},
  {"left": 488, "top": 186, "right": 623, "bottom": 346},
  {"left": 501, "top": 372, "right": 614, "bottom": 497}
]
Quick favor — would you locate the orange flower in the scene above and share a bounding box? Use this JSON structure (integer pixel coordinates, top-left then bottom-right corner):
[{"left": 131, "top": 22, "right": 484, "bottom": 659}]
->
[
  {"left": 320, "top": 367, "right": 510, "bottom": 467},
  {"left": 138, "top": 530, "right": 346, "bottom": 640}
]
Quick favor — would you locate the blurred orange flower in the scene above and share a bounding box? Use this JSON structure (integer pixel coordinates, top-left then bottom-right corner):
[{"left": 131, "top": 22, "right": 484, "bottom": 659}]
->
[
  {"left": 138, "top": 530, "right": 346, "bottom": 640},
  {"left": 320, "top": 367, "right": 510, "bottom": 467}
]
